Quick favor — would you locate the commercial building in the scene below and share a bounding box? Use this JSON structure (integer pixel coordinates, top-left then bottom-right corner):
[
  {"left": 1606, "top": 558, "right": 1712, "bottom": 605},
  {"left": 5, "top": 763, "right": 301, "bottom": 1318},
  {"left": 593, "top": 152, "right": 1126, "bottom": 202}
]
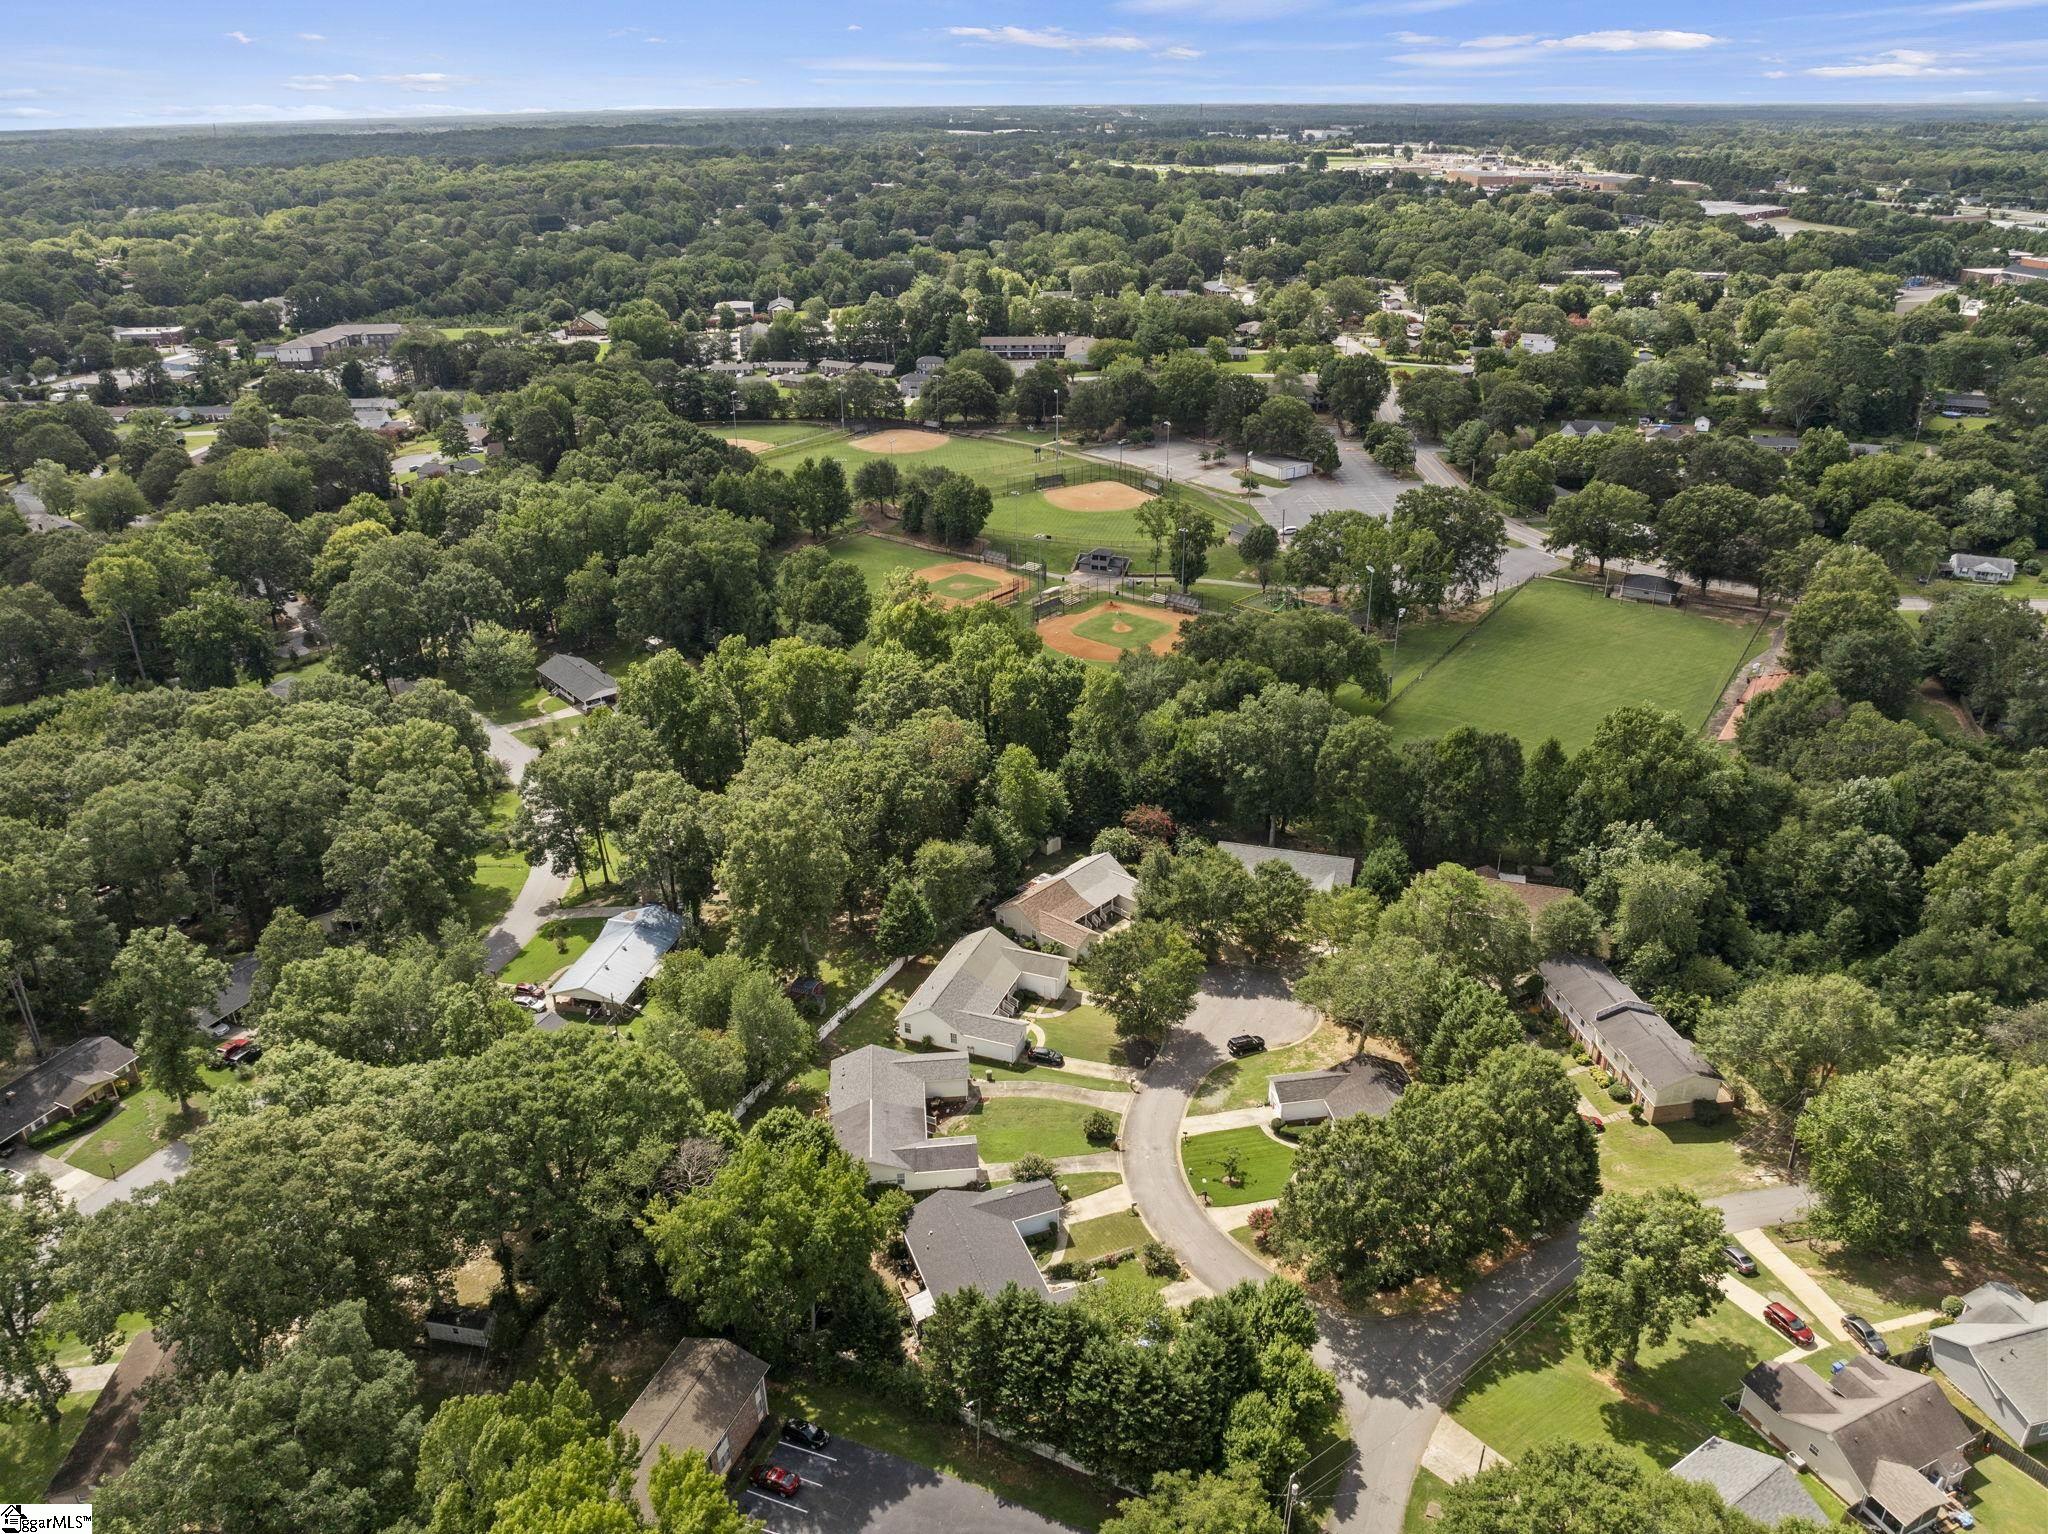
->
[{"left": 274, "top": 322, "right": 406, "bottom": 368}]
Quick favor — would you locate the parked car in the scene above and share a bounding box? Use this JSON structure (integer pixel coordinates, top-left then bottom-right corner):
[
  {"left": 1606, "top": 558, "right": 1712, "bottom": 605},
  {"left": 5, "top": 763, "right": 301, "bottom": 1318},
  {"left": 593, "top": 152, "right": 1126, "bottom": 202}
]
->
[
  {"left": 1578, "top": 1112, "right": 1605, "bottom": 1133},
  {"left": 750, "top": 1465, "right": 802, "bottom": 1498},
  {"left": 225, "top": 1042, "right": 264, "bottom": 1068},
  {"left": 780, "top": 1419, "right": 830, "bottom": 1452},
  {"left": 1227, "top": 1034, "right": 1266, "bottom": 1058},
  {"left": 1723, "top": 1245, "right": 1758, "bottom": 1277},
  {"left": 1763, "top": 1302, "right": 1815, "bottom": 1346},
  {"left": 514, "top": 995, "right": 548, "bottom": 1013},
  {"left": 216, "top": 1034, "right": 253, "bottom": 1062},
  {"left": 512, "top": 982, "right": 544, "bottom": 999},
  {"left": 1842, "top": 1314, "right": 1890, "bottom": 1358},
  {"left": 1025, "top": 1046, "right": 1065, "bottom": 1068}
]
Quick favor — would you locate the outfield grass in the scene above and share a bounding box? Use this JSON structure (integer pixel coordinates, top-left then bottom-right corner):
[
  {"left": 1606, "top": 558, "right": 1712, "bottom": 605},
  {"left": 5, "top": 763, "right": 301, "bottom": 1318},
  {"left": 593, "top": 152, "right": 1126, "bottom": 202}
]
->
[
  {"left": 1379, "top": 580, "right": 1760, "bottom": 751},
  {"left": 772, "top": 1378, "right": 1121, "bottom": 1531},
  {"left": 1032, "top": 1000, "right": 1123, "bottom": 1063},
  {"left": 781, "top": 430, "right": 1044, "bottom": 483},
  {"left": 719, "top": 422, "right": 837, "bottom": 446},
  {"left": 939, "top": 1098, "right": 1117, "bottom": 1162},
  {"left": 1063, "top": 1209, "right": 1151, "bottom": 1264},
  {"left": 1190, "top": 1025, "right": 1357, "bottom": 1115},
  {"left": 824, "top": 532, "right": 957, "bottom": 593},
  {"left": 499, "top": 916, "right": 605, "bottom": 987},
  {"left": 0, "top": 1393, "right": 96, "bottom": 1502},
  {"left": 1335, "top": 616, "right": 1473, "bottom": 716},
  {"left": 1180, "top": 1126, "right": 1295, "bottom": 1206}
]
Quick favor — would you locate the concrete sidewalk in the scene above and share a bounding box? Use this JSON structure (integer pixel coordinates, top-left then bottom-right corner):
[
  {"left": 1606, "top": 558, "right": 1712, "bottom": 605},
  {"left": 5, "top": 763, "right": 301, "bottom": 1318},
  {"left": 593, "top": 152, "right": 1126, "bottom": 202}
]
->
[
  {"left": 1062, "top": 1183, "right": 1134, "bottom": 1222},
  {"left": 1182, "top": 1105, "right": 1273, "bottom": 1133},
  {"left": 1737, "top": 1227, "right": 1848, "bottom": 1343},
  {"left": 1421, "top": 1415, "right": 1509, "bottom": 1484},
  {"left": 978, "top": 1080, "right": 1132, "bottom": 1111}
]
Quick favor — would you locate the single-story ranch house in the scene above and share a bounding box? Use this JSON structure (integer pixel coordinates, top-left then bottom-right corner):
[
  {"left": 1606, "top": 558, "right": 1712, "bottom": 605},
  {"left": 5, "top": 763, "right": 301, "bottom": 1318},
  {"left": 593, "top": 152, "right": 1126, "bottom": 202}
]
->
[
  {"left": 903, "top": 1179, "right": 1067, "bottom": 1325},
  {"left": 0, "top": 1037, "right": 140, "bottom": 1149},
  {"left": 1738, "top": 1356, "right": 1972, "bottom": 1534},
  {"left": 1268, "top": 1056, "right": 1409, "bottom": 1126},
  {"left": 618, "top": 1337, "right": 769, "bottom": 1516},
  {"left": 537, "top": 652, "right": 621, "bottom": 711},
  {"left": 829, "top": 1044, "right": 981, "bottom": 1190},
  {"left": 1217, "top": 840, "right": 1356, "bottom": 893},
  {"left": 996, "top": 851, "right": 1137, "bottom": 956},
  {"left": 1539, "top": 956, "right": 1730, "bottom": 1124},
  {"left": 896, "top": 929, "right": 1067, "bottom": 1064},
  {"left": 548, "top": 904, "right": 683, "bottom": 1013}
]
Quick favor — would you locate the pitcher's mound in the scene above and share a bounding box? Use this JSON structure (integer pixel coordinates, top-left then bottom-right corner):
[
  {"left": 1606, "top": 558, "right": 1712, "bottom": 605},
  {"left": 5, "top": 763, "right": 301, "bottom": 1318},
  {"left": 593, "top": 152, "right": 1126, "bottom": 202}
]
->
[
  {"left": 1045, "top": 481, "right": 1153, "bottom": 512},
  {"left": 857, "top": 429, "right": 949, "bottom": 455},
  {"left": 724, "top": 437, "right": 776, "bottom": 454}
]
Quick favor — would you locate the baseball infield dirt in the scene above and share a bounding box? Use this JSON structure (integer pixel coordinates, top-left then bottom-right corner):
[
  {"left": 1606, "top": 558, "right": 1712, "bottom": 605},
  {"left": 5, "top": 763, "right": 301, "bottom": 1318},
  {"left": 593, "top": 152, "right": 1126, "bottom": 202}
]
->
[
  {"left": 855, "top": 428, "right": 950, "bottom": 454},
  {"left": 1043, "top": 480, "right": 1154, "bottom": 512},
  {"left": 1038, "top": 599, "right": 1192, "bottom": 662},
  {"left": 918, "top": 559, "right": 1028, "bottom": 607},
  {"left": 724, "top": 437, "right": 777, "bottom": 454}
]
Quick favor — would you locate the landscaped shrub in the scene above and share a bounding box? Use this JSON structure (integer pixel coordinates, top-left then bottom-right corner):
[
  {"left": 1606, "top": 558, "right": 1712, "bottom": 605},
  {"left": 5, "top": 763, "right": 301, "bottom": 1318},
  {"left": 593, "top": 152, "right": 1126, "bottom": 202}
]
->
[
  {"left": 1013, "top": 1152, "right": 1058, "bottom": 1186},
  {"left": 1942, "top": 1294, "right": 1966, "bottom": 1319},
  {"left": 1083, "top": 1109, "right": 1117, "bottom": 1145},
  {"left": 1141, "top": 1240, "right": 1183, "bottom": 1279},
  {"left": 1693, "top": 1099, "right": 1723, "bottom": 1127},
  {"left": 1246, "top": 1205, "right": 1277, "bottom": 1250},
  {"left": 1606, "top": 1081, "right": 1633, "bottom": 1104}
]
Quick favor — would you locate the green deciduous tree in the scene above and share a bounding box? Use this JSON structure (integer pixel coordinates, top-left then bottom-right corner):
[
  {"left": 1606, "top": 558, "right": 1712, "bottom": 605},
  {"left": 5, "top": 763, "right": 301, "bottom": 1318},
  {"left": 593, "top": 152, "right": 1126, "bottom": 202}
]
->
[
  {"left": 1571, "top": 1189, "right": 1728, "bottom": 1370},
  {"left": 1079, "top": 920, "right": 1206, "bottom": 1050},
  {"left": 0, "top": 1174, "right": 79, "bottom": 1425},
  {"left": 95, "top": 925, "right": 227, "bottom": 1112}
]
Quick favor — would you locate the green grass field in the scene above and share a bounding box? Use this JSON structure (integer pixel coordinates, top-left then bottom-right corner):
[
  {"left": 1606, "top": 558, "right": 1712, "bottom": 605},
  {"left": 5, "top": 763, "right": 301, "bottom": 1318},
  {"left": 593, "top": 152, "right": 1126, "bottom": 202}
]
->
[
  {"left": 939, "top": 1098, "right": 1118, "bottom": 1162},
  {"left": 1063, "top": 1209, "right": 1151, "bottom": 1264},
  {"left": 1596, "top": 1113, "right": 1771, "bottom": 1199},
  {"left": 499, "top": 917, "right": 605, "bottom": 987},
  {"left": 823, "top": 533, "right": 956, "bottom": 593},
  {"left": 928, "top": 569, "right": 1003, "bottom": 600},
  {"left": 43, "top": 1083, "right": 206, "bottom": 1179},
  {"left": 1180, "top": 1126, "right": 1296, "bottom": 1206},
  {"left": 1032, "top": 1001, "right": 1123, "bottom": 1063},
  {"left": 778, "top": 429, "right": 1043, "bottom": 482},
  {"left": 1379, "top": 579, "right": 1759, "bottom": 751},
  {"left": 1069, "top": 603, "right": 1175, "bottom": 652},
  {"left": 1451, "top": 1296, "right": 1837, "bottom": 1495},
  {"left": 720, "top": 422, "right": 836, "bottom": 447},
  {"left": 1190, "top": 1025, "right": 1357, "bottom": 1116}
]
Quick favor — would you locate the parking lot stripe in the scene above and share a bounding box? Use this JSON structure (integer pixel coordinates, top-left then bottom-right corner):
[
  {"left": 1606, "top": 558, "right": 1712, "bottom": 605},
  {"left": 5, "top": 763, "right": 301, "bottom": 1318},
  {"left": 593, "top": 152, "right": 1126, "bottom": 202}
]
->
[
  {"left": 745, "top": 1492, "right": 813, "bottom": 1515},
  {"left": 782, "top": 1444, "right": 839, "bottom": 1463}
]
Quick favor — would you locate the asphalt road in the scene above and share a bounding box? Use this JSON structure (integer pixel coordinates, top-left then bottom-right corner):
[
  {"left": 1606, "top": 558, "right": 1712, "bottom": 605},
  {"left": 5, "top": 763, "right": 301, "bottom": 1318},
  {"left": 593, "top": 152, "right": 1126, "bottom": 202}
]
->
[
  {"left": 748, "top": 1435, "right": 1069, "bottom": 1534},
  {"left": 1123, "top": 969, "right": 1815, "bottom": 1534}
]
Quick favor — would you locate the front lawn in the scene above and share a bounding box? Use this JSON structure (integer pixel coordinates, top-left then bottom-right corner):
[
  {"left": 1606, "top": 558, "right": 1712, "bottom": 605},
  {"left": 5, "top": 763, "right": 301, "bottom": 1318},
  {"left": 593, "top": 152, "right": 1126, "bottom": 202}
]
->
[
  {"left": 1402, "top": 1469, "right": 1455, "bottom": 1533},
  {"left": 1063, "top": 1210, "right": 1150, "bottom": 1265},
  {"left": 1379, "top": 579, "right": 1761, "bottom": 751},
  {"left": 1032, "top": 1000, "right": 1124, "bottom": 1064},
  {"left": 1451, "top": 1297, "right": 1813, "bottom": 1481},
  {"left": 1190, "top": 1024, "right": 1356, "bottom": 1115},
  {"left": 55, "top": 1083, "right": 207, "bottom": 1179},
  {"left": 1765, "top": 1221, "right": 2048, "bottom": 1324},
  {"left": 1180, "top": 1126, "right": 1295, "bottom": 1207},
  {"left": 514, "top": 716, "right": 582, "bottom": 750},
  {"left": 980, "top": 1061, "right": 1133, "bottom": 1093},
  {"left": 939, "top": 1098, "right": 1117, "bottom": 1163},
  {"left": 498, "top": 917, "right": 605, "bottom": 987},
  {"left": 0, "top": 1392, "right": 96, "bottom": 1501},
  {"left": 1596, "top": 1114, "right": 1775, "bottom": 1200},
  {"left": 469, "top": 682, "right": 571, "bottom": 726},
  {"left": 1053, "top": 1171, "right": 1123, "bottom": 1202},
  {"left": 772, "top": 1377, "right": 1121, "bottom": 1532}
]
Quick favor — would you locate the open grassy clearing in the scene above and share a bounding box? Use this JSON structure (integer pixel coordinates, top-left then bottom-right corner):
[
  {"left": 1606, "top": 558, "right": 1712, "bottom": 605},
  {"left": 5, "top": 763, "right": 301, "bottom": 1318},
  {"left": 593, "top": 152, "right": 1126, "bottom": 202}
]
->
[
  {"left": 1190, "top": 1023, "right": 1358, "bottom": 1115},
  {"left": 1765, "top": 1220, "right": 2048, "bottom": 1323},
  {"left": 1334, "top": 615, "right": 1473, "bottom": 716},
  {"left": 1031, "top": 999, "right": 1124, "bottom": 1064},
  {"left": 719, "top": 421, "right": 837, "bottom": 446},
  {"left": 1596, "top": 1113, "right": 1778, "bottom": 1200},
  {"left": 499, "top": 916, "right": 605, "bottom": 987},
  {"left": 1450, "top": 1295, "right": 1843, "bottom": 1516},
  {"left": 823, "top": 532, "right": 960, "bottom": 593},
  {"left": 772, "top": 1378, "right": 1121, "bottom": 1531},
  {"left": 1062, "top": 1209, "right": 1151, "bottom": 1264},
  {"left": 1179, "top": 1126, "right": 1295, "bottom": 1206},
  {"left": 780, "top": 430, "right": 1043, "bottom": 483},
  {"left": 939, "top": 1098, "right": 1117, "bottom": 1162},
  {"left": 1379, "top": 580, "right": 1760, "bottom": 751}
]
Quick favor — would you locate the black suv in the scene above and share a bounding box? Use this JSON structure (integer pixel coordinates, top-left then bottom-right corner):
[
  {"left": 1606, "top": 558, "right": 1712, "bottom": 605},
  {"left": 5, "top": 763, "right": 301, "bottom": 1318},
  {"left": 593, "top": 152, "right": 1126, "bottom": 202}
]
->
[
  {"left": 780, "top": 1419, "right": 830, "bottom": 1452},
  {"left": 1026, "top": 1045, "right": 1065, "bottom": 1068},
  {"left": 1226, "top": 1034, "right": 1265, "bottom": 1058}
]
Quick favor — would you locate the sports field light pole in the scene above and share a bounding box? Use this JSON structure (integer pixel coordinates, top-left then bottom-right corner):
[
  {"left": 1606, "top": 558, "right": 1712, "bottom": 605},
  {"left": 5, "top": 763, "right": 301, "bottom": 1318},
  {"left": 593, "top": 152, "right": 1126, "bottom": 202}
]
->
[
  {"left": 1364, "top": 563, "right": 1377, "bottom": 632},
  {"left": 1389, "top": 562, "right": 1406, "bottom": 674},
  {"left": 1161, "top": 418, "right": 1172, "bottom": 483},
  {"left": 730, "top": 390, "right": 740, "bottom": 435}
]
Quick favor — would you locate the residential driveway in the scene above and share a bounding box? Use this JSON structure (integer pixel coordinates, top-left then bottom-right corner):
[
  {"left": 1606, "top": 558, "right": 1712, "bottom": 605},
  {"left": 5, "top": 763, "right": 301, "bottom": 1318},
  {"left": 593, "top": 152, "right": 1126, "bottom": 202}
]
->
[
  {"left": 75, "top": 1142, "right": 191, "bottom": 1216},
  {"left": 745, "top": 1437, "right": 1069, "bottom": 1534}
]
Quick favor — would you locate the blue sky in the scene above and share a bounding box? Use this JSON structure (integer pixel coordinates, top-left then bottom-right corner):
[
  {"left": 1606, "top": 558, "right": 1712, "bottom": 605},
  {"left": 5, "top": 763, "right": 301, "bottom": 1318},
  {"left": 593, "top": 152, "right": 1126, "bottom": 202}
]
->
[{"left": 7, "top": 0, "right": 2047, "bottom": 131}]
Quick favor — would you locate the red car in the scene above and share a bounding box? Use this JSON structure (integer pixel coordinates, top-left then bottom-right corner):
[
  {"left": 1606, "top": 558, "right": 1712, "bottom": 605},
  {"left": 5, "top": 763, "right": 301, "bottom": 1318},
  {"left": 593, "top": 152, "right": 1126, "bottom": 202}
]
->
[
  {"left": 216, "top": 1034, "right": 253, "bottom": 1063},
  {"left": 1763, "top": 1302, "right": 1815, "bottom": 1346},
  {"left": 512, "top": 982, "right": 545, "bottom": 999},
  {"left": 750, "top": 1465, "right": 802, "bottom": 1498}
]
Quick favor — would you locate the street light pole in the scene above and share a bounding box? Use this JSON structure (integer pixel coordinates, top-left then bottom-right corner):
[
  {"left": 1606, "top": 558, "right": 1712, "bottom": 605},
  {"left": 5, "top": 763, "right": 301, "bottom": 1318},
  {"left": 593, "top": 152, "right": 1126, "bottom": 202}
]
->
[{"left": 1161, "top": 418, "right": 1171, "bottom": 482}]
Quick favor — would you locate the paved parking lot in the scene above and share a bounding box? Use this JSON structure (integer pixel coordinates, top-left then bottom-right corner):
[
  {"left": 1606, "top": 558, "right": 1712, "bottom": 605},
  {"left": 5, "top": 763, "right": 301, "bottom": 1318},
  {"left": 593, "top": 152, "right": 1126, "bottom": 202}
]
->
[{"left": 742, "top": 1437, "right": 1070, "bottom": 1534}]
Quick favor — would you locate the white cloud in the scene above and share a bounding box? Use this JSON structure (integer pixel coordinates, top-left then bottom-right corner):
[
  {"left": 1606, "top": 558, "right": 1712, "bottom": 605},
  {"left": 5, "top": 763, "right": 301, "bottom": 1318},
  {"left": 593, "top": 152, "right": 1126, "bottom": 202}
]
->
[
  {"left": 1156, "top": 44, "right": 1204, "bottom": 59},
  {"left": 2, "top": 106, "right": 57, "bottom": 118},
  {"left": 645, "top": 36, "right": 666, "bottom": 44},
  {"left": 0, "top": 89, "right": 41, "bottom": 99},
  {"left": 847, "top": 23, "right": 861, "bottom": 29},
  {"left": 1122, "top": 0, "right": 1322, "bottom": 15},
  {"left": 297, "top": 32, "right": 326, "bottom": 42},
  {"left": 1807, "top": 48, "right": 1973, "bottom": 77},
  {"left": 224, "top": 30, "right": 254, "bottom": 45},
  {"left": 1764, "top": 69, "right": 1790, "bottom": 78},
  {"left": 1393, "top": 28, "right": 1720, "bottom": 69},
  {"left": 1342, "top": 0, "right": 1476, "bottom": 14},
  {"left": 377, "top": 72, "right": 476, "bottom": 92},
  {"left": 285, "top": 73, "right": 363, "bottom": 91},
  {"left": 948, "top": 26, "right": 1148, "bottom": 52}
]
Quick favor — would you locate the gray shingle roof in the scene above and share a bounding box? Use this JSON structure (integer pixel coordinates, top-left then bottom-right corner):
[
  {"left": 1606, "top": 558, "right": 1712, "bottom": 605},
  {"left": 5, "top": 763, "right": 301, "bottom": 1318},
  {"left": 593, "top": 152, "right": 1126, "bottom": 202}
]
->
[
  {"left": 828, "top": 1045, "right": 976, "bottom": 1172},
  {"left": 536, "top": 652, "right": 619, "bottom": 706},
  {"left": 902, "top": 930, "right": 1066, "bottom": 1055},
  {"left": 1742, "top": 1356, "right": 1972, "bottom": 1493},
  {"left": 618, "top": 1338, "right": 768, "bottom": 1517},
  {"left": 1671, "top": 1437, "right": 1827, "bottom": 1528},
  {"left": 196, "top": 953, "right": 260, "bottom": 1028},
  {"left": 1944, "top": 1282, "right": 2048, "bottom": 1428},
  {"left": 1540, "top": 957, "right": 1720, "bottom": 1095},
  {"left": 904, "top": 1180, "right": 1062, "bottom": 1304},
  {"left": 0, "top": 1037, "right": 138, "bottom": 1143},
  {"left": 1268, "top": 1056, "right": 1408, "bottom": 1120},
  {"left": 1217, "top": 841, "right": 1356, "bottom": 893}
]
